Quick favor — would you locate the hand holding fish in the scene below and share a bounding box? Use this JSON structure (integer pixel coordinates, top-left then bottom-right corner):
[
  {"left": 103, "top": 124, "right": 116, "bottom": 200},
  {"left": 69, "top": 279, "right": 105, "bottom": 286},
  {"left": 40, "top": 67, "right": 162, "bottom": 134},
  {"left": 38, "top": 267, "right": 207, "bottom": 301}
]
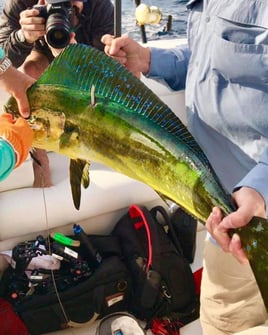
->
[
  {"left": 206, "top": 186, "right": 266, "bottom": 264},
  {"left": 0, "top": 66, "right": 34, "bottom": 118},
  {"left": 101, "top": 34, "right": 151, "bottom": 78}
]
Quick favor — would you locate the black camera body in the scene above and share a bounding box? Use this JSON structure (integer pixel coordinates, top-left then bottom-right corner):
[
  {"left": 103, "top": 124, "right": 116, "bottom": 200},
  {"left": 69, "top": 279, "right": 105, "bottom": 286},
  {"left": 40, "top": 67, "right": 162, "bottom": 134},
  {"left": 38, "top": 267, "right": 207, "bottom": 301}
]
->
[{"left": 34, "top": 0, "right": 73, "bottom": 49}]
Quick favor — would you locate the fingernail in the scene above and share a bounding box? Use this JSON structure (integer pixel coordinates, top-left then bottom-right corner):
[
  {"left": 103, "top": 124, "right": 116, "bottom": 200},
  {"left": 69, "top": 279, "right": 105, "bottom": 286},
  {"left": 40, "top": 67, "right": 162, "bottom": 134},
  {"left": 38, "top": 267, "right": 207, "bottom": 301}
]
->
[
  {"left": 212, "top": 207, "right": 218, "bottom": 215},
  {"left": 232, "top": 233, "right": 240, "bottom": 241}
]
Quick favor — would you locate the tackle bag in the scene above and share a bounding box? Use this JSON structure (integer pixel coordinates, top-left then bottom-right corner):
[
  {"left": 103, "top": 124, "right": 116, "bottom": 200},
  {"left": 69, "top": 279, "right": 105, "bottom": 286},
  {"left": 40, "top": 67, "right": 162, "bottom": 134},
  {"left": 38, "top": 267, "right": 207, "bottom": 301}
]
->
[
  {"left": 0, "top": 233, "right": 132, "bottom": 335},
  {"left": 170, "top": 207, "right": 198, "bottom": 264},
  {"left": 112, "top": 204, "right": 199, "bottom": 323}
]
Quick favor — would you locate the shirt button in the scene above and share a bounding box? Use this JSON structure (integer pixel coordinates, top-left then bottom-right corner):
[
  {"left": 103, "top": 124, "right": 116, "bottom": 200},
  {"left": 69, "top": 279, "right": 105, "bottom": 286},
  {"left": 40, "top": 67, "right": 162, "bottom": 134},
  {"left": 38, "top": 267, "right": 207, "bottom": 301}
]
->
[
  {"left": 213, "top": 75, "right": 219, "bottom": 83},
  {"left": 262, "top": 55, "right": 268, "bottom": 66},
  {"left": 205, "top": 16, "right": 210, "bottom": 23}
]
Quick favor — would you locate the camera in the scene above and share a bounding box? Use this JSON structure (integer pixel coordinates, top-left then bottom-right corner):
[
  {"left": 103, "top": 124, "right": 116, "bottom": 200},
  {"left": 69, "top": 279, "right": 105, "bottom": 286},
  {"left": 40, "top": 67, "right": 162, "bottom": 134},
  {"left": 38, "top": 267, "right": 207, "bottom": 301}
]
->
[{"left": 34, "top": 0, "right": 74, "bottom": 49}]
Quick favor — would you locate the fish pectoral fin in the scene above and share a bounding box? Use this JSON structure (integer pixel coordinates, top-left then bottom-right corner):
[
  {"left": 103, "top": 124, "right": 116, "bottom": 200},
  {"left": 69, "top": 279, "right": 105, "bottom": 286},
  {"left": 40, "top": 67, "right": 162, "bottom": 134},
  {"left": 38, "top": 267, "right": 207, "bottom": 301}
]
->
[{"left": 69, "top": 159, "right": 90, "bottom": 210}]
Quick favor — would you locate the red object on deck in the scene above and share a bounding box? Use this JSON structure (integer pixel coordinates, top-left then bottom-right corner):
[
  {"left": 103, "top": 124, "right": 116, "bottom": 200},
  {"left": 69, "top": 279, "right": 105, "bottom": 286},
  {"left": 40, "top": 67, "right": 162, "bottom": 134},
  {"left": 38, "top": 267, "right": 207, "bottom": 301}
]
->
[{"left": 0, "top": 298, "right": 29, "bottom": 335}]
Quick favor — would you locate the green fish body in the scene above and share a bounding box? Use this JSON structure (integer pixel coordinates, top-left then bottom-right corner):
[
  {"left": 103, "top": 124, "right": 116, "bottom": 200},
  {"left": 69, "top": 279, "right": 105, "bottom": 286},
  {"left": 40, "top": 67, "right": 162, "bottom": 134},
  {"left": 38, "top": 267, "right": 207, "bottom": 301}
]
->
[{"left": 4, "top": 44, "right": 268, "bottom": 309}]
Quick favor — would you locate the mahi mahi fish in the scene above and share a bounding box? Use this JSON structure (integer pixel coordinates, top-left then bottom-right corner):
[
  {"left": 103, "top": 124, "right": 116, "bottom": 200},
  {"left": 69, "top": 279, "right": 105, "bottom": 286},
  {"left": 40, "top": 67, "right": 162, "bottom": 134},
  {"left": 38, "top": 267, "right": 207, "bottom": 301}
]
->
[{"left": 4, "top": 44, "right": 268, "bottom": 309}]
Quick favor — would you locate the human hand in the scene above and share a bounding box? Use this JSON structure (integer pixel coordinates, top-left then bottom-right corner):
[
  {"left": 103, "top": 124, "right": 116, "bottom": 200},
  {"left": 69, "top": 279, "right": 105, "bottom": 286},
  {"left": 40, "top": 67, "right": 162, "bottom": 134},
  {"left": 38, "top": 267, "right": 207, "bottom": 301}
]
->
[
  {"left": 101, "top": 34, "right": 151, "bottom": 78},
  {"left": 19, "top": 5, "right": 46, "bottom": 44},
  {"left": 206, "top": 187, "right": 266, "bottom": 264},
  {"left": 0, "top": 66, "right": 35, "bottom": 117},
  {"left": 0, "top": 113, "right": 33, "bottom": 167}
]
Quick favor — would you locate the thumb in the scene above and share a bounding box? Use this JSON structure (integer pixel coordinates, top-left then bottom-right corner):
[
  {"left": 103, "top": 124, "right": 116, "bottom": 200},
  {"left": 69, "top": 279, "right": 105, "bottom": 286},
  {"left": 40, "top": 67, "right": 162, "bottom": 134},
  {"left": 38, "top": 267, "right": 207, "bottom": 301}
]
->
[{"left": 38, "top": 0, "right": 45, "bottom": 5}]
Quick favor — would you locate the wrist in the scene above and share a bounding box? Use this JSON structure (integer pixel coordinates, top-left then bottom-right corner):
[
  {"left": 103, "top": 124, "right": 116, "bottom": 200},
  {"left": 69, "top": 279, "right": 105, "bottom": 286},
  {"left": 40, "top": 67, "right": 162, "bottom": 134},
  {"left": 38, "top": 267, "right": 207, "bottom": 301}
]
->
[
  {"left": 141, "top": 47, "right": 151, "bottom": 75},
  {"left": 0, "top": 47, "right": 12, "bottom": 75},
  {"left": 16, "top": 29, "right": 34, "bottom": 46}
]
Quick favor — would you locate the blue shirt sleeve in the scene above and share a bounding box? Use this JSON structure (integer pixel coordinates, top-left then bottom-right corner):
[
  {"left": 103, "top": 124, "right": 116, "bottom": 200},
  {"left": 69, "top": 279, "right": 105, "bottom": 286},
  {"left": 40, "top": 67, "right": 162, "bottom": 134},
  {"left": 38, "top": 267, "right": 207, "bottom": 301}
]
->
[
  {"left": 147, "top": 44, "right": 190, "bottom": 91},
  {"left": 234, "top": 149, "right": 268, "bottom": 209}
]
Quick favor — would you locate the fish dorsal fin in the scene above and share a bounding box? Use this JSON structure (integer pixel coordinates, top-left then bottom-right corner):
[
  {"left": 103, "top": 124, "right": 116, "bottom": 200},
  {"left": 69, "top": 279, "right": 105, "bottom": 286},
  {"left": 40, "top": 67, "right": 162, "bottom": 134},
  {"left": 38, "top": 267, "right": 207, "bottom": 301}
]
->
[
  {"left": 36, "top": 44, "right": 209, "bottom": 166},
  {"left": 69, "top": 158, "right": 90, "bottom": 210}
]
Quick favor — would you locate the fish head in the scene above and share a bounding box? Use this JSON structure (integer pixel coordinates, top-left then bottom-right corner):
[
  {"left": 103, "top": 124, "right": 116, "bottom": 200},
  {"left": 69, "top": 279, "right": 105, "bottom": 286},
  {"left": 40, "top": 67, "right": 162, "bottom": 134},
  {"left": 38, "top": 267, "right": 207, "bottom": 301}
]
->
[
  {"left": 27, "top": 109, "right": 66, "bottom": 150},
  {"left": 4, "top": 94, "right": 73, "bottom": 153}
]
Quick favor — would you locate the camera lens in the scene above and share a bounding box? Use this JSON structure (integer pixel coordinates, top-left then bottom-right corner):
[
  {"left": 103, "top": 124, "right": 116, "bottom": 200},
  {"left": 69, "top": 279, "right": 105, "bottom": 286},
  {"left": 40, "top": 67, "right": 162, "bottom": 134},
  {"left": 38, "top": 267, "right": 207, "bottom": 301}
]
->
[{"left": 45, "top": 12, "right": 71, "bottom": 49}]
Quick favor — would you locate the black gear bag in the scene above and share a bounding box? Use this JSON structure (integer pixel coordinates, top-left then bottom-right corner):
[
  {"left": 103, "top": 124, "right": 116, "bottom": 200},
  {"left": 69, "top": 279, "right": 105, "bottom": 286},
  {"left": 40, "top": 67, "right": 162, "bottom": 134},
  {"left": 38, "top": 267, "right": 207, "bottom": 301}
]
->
[
  {"left": 0, "top": 234, "right": 132, "bottom": 335},
  {"left": 112, "top": 204, "right": 199, "bottom": 323}
]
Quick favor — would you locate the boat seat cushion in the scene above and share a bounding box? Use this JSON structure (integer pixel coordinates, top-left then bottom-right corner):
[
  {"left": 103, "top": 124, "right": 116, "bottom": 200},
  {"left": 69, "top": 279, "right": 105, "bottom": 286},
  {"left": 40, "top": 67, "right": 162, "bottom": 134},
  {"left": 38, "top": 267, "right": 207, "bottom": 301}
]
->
[{"left": 0, "top": 152, "right": 160, "bottom": 248}]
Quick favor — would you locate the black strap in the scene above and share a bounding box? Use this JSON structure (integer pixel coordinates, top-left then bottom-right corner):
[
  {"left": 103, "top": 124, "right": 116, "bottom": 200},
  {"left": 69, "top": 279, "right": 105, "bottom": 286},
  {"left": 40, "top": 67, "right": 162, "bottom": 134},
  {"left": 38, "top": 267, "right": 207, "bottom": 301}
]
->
[
  {"left": 129, "top": 204, "right": 161, "bottom": 273},
  {"left": 129, "top": 205, "right": 163, "bottom": 310},
  {"left": 150, "top": 205, "right": 185, "bottom": 256}
]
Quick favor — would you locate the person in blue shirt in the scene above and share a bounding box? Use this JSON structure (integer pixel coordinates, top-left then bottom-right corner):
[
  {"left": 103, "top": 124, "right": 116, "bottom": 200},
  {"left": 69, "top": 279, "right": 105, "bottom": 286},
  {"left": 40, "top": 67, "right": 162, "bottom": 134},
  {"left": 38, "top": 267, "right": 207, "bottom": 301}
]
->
[{"left": 101, "top": 1, "right": 268, "bottom": 334}]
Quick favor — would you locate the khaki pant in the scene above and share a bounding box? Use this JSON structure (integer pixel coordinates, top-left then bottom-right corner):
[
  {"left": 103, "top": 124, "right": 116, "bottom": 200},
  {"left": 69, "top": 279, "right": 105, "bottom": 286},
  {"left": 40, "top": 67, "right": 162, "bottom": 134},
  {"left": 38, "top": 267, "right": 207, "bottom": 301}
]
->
[{"left": 200, "top": 240, "right": 267, "bottom": 335}]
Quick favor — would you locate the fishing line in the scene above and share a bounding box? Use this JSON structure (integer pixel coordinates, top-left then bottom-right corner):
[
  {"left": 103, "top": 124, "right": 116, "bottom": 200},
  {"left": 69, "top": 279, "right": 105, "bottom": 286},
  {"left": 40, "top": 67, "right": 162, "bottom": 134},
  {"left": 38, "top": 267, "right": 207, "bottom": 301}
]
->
[{"left": 39, "top": 165, "right": 76, "bottom": 335}]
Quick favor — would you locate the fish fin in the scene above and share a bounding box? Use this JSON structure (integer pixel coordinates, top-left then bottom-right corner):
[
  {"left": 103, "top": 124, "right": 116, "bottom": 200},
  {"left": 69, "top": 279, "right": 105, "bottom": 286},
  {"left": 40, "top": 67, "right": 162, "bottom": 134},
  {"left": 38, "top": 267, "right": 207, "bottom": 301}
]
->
[
  {"left": 69, "top": 159, "right": 90, "bottom": 210},
  {"left": 58, "top": 119, "right": 80, "bottom": 150},
  {"left": 35, "top": 44, "right": 210, "bottom": 167}
]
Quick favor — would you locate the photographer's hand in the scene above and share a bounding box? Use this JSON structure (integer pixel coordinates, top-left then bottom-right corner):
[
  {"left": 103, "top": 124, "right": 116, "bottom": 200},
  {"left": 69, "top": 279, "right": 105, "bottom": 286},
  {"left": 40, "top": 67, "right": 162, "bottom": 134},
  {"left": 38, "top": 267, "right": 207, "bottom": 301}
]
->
[{"left": 19, "top": 7, "right": 46, "bottom": 44}]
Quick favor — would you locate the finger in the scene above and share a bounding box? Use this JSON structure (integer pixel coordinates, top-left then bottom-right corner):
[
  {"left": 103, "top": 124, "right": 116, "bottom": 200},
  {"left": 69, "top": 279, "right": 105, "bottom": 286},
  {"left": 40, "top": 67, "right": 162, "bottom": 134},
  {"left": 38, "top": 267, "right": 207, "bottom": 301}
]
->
[
  {"left": 103, "top": 44, "right": 127, "bottom": 65},
  {"left": 206, "top": 207, "right": 222, "bottom": 232},
  {"left": 229, "top": 233, "right": 249, "bottom": 264},
  {"left": 109, "top": 40, "right": 125, "bottom": 56},
  {"left": 206, "top": 208, "right": 231, "bottom": 252},
  {"left": 20, "top": 23, "right": 45, "bottom": 32},
  {"left": 218, "top": 215, "right": 237, "bottom": 230},
  {"left": 19, "top": 19, "right": 44, "bottom": 28},
  {"left": 16, "top": 97, "right": 30, "bottom": 118},
  {"left": 20, "top": 8, "right": 40, "bottom": 19},
  {"left": 101, "top": 34, "right": 114, "bottom": 45},
  {"left": 105, "top": 44, "right": 127, "bottom": 58}
]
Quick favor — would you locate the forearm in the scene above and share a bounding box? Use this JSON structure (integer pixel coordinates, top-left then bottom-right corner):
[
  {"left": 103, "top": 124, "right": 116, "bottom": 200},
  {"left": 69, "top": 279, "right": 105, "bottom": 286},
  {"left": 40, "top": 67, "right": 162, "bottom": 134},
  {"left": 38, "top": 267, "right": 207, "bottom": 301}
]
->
[
  {"left": 0, "top": 65, "right": 22, "bottom": 94},
  {"left": 147, "top": 45, "right": 190, "bottom": 91},
  {"left": 19, "top": 50, "right": 50, "bottom": 79}
]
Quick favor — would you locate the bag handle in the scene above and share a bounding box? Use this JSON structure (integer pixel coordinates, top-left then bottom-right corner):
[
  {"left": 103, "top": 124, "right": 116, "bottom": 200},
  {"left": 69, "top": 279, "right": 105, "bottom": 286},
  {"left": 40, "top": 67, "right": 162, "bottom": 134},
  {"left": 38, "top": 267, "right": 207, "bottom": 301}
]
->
[
  {"left": 129, "top": 204, "right": 161, "bottom": 273},
  {"left": 129, "top": 205, "right": 163, "bottom": 310}
]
